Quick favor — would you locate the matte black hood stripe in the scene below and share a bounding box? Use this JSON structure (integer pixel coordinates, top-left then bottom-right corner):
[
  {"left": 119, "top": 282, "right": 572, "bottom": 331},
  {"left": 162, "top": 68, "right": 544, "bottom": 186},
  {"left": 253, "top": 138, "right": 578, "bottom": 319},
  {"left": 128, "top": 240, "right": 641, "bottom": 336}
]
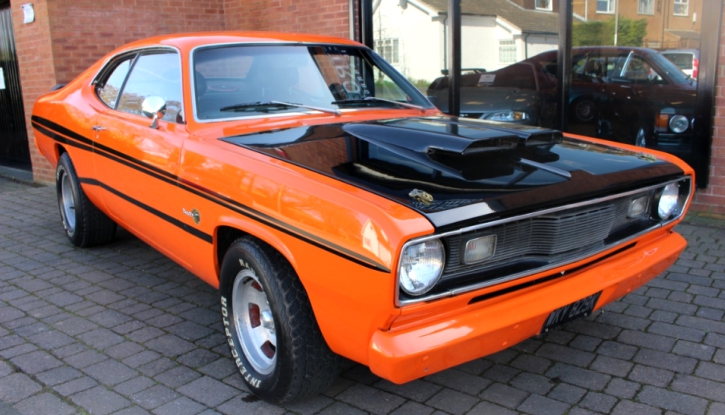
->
[{"left": 31, "top": 116, "right": 390, "bottom": 273}]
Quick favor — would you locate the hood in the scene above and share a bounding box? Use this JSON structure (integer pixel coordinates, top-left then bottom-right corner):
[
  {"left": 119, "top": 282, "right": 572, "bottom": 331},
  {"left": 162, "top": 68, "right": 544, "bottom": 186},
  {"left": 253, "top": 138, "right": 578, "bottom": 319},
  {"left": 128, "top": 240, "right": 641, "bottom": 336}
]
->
[{"left": 221, "top": 116, "right": 684, "bottom": 229}]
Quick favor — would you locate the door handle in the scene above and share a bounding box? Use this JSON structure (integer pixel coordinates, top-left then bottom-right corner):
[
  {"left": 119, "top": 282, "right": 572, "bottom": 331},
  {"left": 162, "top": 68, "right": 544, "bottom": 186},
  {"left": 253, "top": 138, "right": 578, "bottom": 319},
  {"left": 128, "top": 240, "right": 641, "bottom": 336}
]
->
[{"left": 91, "top": 125, "right": 106, "bottom": 131}]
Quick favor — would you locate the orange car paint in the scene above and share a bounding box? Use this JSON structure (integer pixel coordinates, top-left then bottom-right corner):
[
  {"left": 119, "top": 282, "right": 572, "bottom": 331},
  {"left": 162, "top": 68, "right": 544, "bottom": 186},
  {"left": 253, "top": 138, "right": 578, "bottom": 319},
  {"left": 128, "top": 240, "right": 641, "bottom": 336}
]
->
[{"left": 32, "top": 32, "right": 694, "bottom": 380}]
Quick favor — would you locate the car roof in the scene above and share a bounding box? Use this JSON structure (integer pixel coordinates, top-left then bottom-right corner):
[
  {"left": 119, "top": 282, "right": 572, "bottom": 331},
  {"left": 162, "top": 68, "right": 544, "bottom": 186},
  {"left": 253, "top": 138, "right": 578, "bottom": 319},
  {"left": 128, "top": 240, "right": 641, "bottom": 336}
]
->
[
  {"left": 530, "top": 45, "right": 661, "bottom": 61},
  {"left": 114, "top": 31, "right": 364, "bottom": 54},
  {"left": 661, "top": 49, "right": 699, "bottom": 56}
]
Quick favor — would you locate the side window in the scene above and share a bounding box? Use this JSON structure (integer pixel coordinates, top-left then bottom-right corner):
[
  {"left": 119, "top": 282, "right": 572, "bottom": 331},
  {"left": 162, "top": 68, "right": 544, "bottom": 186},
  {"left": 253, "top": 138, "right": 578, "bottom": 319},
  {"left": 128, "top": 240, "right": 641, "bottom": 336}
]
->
[
  {"left": 622, "top": 55, "right": 661, "bottom": 83},
  {"left": 97, "top": 58, "right": 132, "bottom": 108},
  {"left": 116, "top": 52, "right": 183, "bottom": 123}
]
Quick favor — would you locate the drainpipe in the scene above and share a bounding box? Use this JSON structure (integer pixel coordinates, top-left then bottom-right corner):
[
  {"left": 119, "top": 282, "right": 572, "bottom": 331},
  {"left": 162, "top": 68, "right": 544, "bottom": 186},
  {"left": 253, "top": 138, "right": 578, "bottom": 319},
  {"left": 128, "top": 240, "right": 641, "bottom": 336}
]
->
[
  {"left": 349, "top": 0, "right": 355, "bottom": 39},
  {"left": 447, "top": 0, "right": 461, "bottom": 116}
]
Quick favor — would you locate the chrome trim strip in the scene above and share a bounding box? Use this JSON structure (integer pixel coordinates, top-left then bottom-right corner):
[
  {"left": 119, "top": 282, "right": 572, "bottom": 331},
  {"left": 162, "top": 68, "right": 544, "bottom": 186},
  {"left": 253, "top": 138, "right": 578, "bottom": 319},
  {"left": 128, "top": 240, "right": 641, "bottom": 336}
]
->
[{"left": 396, "top": 176, "right": 693, "bottom": 306}]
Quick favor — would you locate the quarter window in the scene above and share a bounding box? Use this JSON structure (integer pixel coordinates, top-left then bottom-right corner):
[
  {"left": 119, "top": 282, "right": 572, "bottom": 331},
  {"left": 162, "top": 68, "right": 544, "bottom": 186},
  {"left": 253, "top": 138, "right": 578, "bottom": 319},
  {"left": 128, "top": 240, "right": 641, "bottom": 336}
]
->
[
  {"left": 116, "top": 52, "right": 183, "bottom": 123},
  {"left": 97, "top": 58, "right": 132, "bottom": 108},
  {"left": 674, "top": 0, "right": 688, "bottom": 16},
  {"left": 597, "top": 0, "right": 614, "bottom": 13}
]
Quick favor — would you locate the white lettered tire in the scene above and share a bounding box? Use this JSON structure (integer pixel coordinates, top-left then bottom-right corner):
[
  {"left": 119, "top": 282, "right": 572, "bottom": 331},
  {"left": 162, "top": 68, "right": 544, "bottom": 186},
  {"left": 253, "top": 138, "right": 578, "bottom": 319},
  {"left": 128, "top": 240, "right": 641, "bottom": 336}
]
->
[{"left": 219, "top": 237, "right": 340, "bottom": 403}]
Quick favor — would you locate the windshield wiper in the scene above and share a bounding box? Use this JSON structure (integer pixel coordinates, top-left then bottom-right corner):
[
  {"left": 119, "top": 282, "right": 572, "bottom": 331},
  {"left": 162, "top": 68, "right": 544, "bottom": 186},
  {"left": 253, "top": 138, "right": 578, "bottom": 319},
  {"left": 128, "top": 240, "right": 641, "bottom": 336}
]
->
[
  {"left": 332, "top": 97, "right": 426, "bottom": 112},
  {"left": 219, "top": 100, "right": 340, "bottom": 116}
]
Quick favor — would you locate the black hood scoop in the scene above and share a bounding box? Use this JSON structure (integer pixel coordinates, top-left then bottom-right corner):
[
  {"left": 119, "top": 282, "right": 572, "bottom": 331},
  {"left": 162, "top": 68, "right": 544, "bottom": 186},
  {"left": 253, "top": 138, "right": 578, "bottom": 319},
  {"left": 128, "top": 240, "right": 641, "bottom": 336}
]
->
[
  {"left": 342, "top": 118, "right": 562, "bottom": 156},
  {"left": 221, "top": 116, "right": 683, "bottom": 228}
]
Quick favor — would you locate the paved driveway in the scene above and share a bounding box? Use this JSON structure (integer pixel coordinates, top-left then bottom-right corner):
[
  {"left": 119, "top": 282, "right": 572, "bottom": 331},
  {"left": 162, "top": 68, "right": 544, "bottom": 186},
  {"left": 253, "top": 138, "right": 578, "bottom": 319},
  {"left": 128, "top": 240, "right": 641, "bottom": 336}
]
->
[{"left": 1, "top": 178, "right": 724, "bottom": 415}]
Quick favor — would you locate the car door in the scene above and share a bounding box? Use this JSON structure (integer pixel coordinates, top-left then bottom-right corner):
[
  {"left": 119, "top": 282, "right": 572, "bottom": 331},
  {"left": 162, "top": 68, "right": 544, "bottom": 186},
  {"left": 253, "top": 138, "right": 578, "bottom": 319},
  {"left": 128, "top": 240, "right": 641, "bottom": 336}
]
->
[
  {"left": 591, "top": 51, "right": 644, "bottom": 142},
  {"left": 91, "top": 50, "right": 194, "bottom": 267}
]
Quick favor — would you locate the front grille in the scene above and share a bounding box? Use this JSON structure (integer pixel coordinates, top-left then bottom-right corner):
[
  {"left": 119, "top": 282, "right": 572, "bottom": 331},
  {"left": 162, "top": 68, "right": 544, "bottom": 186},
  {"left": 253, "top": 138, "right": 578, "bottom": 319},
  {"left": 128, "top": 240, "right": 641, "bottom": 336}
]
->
[
  {"left": 397, "top": 176, "right": 693, "bottom": 306},
  {"left": 442, "top": 194, "right": 647, "bottom": 280}
]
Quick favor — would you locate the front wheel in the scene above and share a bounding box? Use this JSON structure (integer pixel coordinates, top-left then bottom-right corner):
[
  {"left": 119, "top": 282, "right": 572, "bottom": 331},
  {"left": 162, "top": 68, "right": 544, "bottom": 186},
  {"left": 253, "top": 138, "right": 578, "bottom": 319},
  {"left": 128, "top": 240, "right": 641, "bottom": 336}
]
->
[{"left": 219, "top": 237, "right": 340, "bottom": 404}]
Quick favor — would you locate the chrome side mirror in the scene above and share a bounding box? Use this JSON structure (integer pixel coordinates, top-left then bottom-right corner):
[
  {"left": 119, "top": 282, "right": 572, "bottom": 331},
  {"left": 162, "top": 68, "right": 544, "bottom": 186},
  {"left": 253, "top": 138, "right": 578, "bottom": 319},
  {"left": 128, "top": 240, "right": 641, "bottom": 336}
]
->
[{"left": 141, "top": 96, "right": 167, "bottom": 129}]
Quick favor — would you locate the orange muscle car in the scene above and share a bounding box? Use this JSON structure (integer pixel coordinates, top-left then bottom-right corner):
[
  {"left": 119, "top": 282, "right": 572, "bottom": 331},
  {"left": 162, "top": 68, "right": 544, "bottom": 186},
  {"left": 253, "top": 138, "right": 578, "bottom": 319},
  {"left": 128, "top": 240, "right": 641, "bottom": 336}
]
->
[{"left": 32, "top": 32, "right": 694, "bottom": 403}]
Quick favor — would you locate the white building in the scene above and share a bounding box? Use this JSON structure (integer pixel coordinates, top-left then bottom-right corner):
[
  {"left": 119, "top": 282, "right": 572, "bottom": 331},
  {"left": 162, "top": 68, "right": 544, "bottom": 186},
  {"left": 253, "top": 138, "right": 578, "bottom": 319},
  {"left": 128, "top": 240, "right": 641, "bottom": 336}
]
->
[{"left": 373, "top": 0, "right": 559, "bottom": 84}]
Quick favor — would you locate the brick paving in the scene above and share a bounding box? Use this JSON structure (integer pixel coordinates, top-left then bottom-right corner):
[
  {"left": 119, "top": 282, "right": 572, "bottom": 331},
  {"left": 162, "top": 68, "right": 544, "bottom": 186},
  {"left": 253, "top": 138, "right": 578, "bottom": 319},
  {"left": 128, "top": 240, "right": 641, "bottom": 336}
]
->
[{"left": 1, "top": 177, "right": 724, "bottom": 415}]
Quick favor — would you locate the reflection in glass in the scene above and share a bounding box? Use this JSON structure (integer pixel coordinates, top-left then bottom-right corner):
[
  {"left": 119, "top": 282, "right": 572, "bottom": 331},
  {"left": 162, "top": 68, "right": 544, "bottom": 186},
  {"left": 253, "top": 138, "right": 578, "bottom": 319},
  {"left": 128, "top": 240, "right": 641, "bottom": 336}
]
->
[
  {"left": 116, "top": 53, "right": 183, "bottom": 123},
  {"left": 192, "top": 44, "right": 431, "bottom": 120}
]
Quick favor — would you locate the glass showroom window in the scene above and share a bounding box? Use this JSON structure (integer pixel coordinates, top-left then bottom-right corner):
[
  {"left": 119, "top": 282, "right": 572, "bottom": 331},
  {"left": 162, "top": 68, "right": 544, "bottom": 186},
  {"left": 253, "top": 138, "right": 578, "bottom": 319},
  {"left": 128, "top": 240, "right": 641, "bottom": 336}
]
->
[
  {"left": 499, "top": 40, "right": 516, "bottom": 63},
  {"left": 674, "top": 0, "right": 689, "bottom": 16},
  {"left": 535, "top": 0, "right": 552, "bottom": 11},
  {"left": 375, "top": 38, "right": 399, "bottom": 64},
  {"left": 638, "top": 0, "right": 654, "bottom": 15},
  {"left": 597, "top": 0, "right": 614, "bottom": 13}
]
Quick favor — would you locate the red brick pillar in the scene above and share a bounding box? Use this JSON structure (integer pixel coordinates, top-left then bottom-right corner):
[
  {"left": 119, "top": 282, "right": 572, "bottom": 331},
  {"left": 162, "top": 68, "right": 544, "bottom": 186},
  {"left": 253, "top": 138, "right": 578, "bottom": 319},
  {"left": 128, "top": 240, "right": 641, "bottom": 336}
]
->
[{"left": 12, "top": 0, "right": 56, "bottom": 183}]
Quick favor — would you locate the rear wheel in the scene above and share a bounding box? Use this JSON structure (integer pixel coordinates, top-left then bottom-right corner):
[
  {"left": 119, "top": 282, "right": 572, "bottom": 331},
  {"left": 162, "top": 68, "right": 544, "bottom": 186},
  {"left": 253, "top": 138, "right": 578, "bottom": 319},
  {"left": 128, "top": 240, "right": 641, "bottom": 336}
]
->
[
  {"left": 219, "top": 237, "right": 340, "bottom": 403},
  {"left": 56, "top": 153, "right": 116, "bottom": 247},
  {"left": 571, "top": 97, "right": 595, "bottom": 123}
]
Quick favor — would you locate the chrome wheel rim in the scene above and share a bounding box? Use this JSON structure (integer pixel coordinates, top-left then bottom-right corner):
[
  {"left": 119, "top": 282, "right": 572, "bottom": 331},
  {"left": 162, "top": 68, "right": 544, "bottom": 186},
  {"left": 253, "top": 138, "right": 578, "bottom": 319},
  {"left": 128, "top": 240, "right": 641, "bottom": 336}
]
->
[
  {"left": 575, "top": 100, "right": 594, "bottom": 122},
  {"left": 60, "top": 172, "right": 76, "bottom": 232},
  {"left": 635, "top": 128, "right": 646, "bottom": 147},
  {"left": 232, "top": 269, "right": 276, "bottom": 375}
]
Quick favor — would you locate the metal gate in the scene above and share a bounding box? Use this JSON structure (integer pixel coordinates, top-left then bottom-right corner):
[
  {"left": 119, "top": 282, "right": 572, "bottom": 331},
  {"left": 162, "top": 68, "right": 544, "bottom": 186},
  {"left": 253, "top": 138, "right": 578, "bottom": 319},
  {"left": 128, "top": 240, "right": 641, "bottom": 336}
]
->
[{"left": 0, "top": 2, "right": 30, "bottom": 166}]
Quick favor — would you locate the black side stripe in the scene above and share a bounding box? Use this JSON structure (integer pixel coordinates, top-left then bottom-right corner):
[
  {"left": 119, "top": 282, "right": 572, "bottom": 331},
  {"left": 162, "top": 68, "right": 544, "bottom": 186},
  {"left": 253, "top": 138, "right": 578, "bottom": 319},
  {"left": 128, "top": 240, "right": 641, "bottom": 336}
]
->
[
  {"left": 33, "top": 116, "right": 178, "bottom": 183},
  {"left": 178, "top": 178, "right": 390, "bottom": 272},
  {"left": 80, "top": 178, "right": 213, "bottom": 243},
  {"left": 33, "top": 122, "right": 94, "bottom": 154},
  {"left": 32, "top": 116, "right": 390, "bottom": 273}
]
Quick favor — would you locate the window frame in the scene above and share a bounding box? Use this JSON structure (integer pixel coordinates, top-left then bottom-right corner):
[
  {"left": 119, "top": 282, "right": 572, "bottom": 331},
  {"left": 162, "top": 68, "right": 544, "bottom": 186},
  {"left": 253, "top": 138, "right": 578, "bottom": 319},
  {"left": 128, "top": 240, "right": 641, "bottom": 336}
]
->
[
  {"left": 596, "top": 0, "right": 615, "bottom": 14},
  {"left": 674, "top": 0, "right": 689, "bottom": 16},
  {"left": 498, "top": 39, "right": 517, "bottom": 64},
  {"left": 374, "top": 38, "right": 399, "bottom": 64},
  {"left": 638, "top": 0, "right": 655, "bottom": 15},
  {"left": 535, "top": 0, "right": 552, "bottom": 11},
  {"left": 92, "top": 46, "right": 184, "bottom": 123}
]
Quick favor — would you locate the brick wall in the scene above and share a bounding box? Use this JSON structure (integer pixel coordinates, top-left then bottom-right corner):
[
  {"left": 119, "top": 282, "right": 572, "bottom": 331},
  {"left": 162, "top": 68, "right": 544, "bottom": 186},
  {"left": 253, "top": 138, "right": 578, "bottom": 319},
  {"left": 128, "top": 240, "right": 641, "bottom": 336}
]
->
[
  {"left": 12, "top": 0, "right": 56, "bottom": 183},
  {"left": 12, "top": 0, "right": 225, "bottom": 183},
  {"left": 689, "top": 5, "right": 725, "bottom": 217},
  {"left": 224, "top": 0, "right": 350, "bottom": 39},
  {"left": 47, "top": 0, "right": 226, "bottom": 85}
]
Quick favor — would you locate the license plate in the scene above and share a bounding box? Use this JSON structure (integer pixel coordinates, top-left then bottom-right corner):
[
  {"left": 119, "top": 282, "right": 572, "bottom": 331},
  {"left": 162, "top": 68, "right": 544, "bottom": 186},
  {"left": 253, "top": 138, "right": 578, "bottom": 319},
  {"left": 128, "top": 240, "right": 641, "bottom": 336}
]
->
[{"left": 542, "top": 291, "right": 602, "bottom": 333}]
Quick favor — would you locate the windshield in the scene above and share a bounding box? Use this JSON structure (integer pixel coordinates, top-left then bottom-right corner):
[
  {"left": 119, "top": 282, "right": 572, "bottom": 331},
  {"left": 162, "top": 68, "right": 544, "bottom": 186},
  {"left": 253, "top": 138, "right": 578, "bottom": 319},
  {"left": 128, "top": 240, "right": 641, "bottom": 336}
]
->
[{"left": 193, "top": 44, "right": 432, "bottom": 120}]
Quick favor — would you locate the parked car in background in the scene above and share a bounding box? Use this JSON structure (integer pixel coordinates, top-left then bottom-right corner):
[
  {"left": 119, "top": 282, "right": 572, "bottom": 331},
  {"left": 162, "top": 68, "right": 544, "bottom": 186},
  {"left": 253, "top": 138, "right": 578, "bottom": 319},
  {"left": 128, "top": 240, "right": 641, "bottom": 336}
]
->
[
  {"left": 430, "top": 46, "right": 698, "bottom": 156},
  {"left": 579, "top": 47, "right": 696, "bottom": 156},
  {"left": 661, "top": 49, "right": 699, "bottom": 80},
  {"left": 427, "top": 60, "right": 558, "bottom": 125},
  {"left": 32, "top": 32, "right": 694, "bottom": 404}
]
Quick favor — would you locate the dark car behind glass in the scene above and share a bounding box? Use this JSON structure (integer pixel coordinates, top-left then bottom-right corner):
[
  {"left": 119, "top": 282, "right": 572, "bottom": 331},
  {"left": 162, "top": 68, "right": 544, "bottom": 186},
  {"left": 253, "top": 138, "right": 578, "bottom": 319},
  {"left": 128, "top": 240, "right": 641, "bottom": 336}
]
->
[{"left": 428, "top": 46, "right": 697, "bottom": 158}]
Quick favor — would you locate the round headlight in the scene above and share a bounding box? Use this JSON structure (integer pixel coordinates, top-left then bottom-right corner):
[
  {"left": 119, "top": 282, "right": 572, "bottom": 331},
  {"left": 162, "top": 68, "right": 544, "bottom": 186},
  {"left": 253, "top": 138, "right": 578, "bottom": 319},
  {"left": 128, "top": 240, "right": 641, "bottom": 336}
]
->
[
  {"left": 669, "top": 115, "right": 689, "bottom": 133},
  {"left": 399, "top": 240, "right": 445, "bottom": 296},
  {"left": 657, "top": 183, "right": 680, "bottom": 219}
]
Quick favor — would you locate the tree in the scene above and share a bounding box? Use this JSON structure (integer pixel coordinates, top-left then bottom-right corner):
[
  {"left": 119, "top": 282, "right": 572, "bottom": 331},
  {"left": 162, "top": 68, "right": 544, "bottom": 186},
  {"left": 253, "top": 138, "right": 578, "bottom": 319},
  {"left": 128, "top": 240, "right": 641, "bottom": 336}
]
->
[{"left": 573, "top": 16, "right": 648, "bottom": 47}]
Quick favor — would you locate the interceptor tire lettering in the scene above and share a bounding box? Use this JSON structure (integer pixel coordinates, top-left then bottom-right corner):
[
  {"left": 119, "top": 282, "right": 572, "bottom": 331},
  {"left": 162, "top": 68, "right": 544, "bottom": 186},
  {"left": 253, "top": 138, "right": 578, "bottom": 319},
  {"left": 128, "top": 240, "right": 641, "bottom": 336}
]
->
[
  {"left": 56, "top": 153, "right": 117, "bottom": 247},
  {"left": 219, "top": 237, "right": 341, "bottom": 404}
]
